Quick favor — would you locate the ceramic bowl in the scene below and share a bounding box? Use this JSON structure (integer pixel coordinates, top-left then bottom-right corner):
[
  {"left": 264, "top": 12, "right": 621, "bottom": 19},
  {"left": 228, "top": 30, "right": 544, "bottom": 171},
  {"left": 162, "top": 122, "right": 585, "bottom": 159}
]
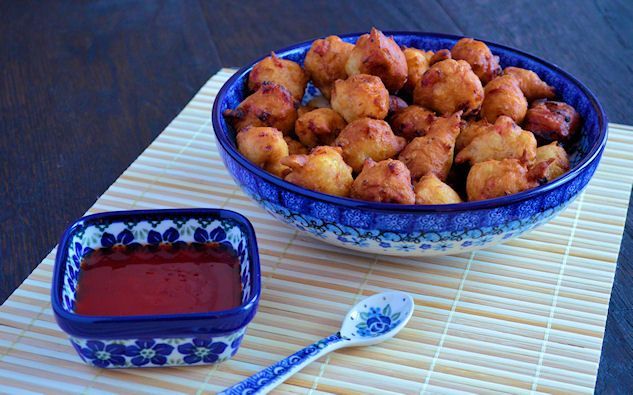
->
[
  {"left": 212, "top": 32, "right": 607, "bottom": 257},
  {"left": 51, "top": 208, "right": 261, "bottom": 368}
]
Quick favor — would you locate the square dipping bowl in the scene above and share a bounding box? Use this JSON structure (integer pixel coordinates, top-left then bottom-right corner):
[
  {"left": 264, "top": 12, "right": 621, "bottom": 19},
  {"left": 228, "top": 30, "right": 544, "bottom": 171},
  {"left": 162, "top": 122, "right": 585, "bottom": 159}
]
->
[{"left": 51, "top": 208, "right": 261, "bottom": 368}]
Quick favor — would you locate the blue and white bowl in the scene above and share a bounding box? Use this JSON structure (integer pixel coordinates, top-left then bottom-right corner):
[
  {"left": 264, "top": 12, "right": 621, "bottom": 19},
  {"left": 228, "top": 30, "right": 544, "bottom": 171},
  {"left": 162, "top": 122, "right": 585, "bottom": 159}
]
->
[
  {"left": 212, "top": 32, "right": 607, "bottom": 257},
  {"left": 51, "top": 208, "right": 261, "bottom": 368}
]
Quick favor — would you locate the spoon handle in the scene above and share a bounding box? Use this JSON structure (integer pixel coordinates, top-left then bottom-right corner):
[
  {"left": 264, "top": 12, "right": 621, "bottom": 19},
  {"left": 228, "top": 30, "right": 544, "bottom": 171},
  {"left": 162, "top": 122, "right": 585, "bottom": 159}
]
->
[{"left": 219, "top": 332, "right": 348, "bottom": 395}]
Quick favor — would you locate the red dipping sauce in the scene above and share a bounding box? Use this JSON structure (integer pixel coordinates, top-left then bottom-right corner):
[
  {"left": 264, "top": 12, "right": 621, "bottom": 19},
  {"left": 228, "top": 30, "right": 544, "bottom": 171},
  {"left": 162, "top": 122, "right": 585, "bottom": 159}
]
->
[{"left": 74, "top": 243, "right": 242, "bottom": 316}]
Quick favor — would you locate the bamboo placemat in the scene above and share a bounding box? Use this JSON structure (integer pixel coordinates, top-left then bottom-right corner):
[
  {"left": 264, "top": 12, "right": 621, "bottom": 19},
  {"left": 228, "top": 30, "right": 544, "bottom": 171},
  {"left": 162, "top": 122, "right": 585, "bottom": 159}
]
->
[{"left": 1, "top": 69, "right": 631, "bottom": 394}]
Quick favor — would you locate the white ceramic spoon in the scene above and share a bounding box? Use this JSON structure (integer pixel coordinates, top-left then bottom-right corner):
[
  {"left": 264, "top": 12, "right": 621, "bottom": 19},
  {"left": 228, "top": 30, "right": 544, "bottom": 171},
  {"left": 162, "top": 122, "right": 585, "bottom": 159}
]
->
[{"left": 219, "top": 291, "right": 414, "bottom": 395}]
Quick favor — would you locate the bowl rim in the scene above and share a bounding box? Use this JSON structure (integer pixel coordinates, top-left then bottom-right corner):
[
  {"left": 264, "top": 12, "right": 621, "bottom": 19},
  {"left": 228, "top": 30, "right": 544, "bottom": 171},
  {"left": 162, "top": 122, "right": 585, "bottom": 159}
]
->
[
  {"left": 51, "top": 208, "right": 261, "bottom": 337},
  {"left": 212, "top": 31, "right": 608, "bottom": 213}
]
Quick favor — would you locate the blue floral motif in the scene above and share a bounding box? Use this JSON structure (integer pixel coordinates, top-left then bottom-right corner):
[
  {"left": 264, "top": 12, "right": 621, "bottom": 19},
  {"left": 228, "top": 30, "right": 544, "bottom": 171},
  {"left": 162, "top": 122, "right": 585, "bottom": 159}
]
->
[
  {"left": 125, "top": 340, "right": 174, "bottom": 367},
  {"left": 473, "top": 236, "right": 495, "bottom": 246},
  {"left": 356, "top": 305, "right": 401, "bottom": 337},
  {"left": 395, "top": 244, "right": 416, "bottom": 252},
  {"left": 461, "top": 240, "right": 473, "bottom": 247},
  {"left": 71, "top": 242, "right": 93, "bottom": 269},
  {"left": 147, "top": 227, "right": 180, "bottom": 244},
  {"left": 101, "top": 229, "right": 140, "bottom": 249},
  {"left": 194, "top": 227, "right": 226, "bottom": 243},
  {"left": 433, "top": 242, "right": 454, "bottom": 251},
  {"left": 453, "top": 213, "right": 478, "bottom": 228},
  {"left": 230, "top": 335, "right": 244, "bottom": 350},
  {"left": 75, "top": 340, "right": 126, "bottom": 368},
  {"left": 177, "top": 338, "right": 228, "bottom": 364}
]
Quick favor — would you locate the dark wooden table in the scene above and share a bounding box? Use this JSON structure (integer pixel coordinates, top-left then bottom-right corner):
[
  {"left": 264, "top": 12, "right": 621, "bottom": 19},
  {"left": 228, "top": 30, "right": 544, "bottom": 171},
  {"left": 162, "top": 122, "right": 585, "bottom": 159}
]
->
[{"left": 1, "top": 0, "right": 631, "bottom": 392}]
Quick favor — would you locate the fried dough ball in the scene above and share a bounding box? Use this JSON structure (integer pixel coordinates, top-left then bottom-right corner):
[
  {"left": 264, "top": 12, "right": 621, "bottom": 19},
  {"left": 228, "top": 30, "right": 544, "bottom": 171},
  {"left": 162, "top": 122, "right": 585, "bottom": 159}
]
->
[
  {"left": 389, "top": 95, "right": 409, "bottom": 116},
  {"left": 390, "top": 105, "right": 436, "bottom": 141},
  {"left": 398, "top": 112, "right": 462, "bottom": 181},
  {"left": 481, "top": 74, "right": 527, "bottom": 123},
  {"left": 223, "top": 83, "right": 298, "bottom": 134},
  {"left": 413, "top": 59, "right": 484, "bottom": 116},
  {"left": 524, "top": 100, "right": 581, "bottom": 143},
  {"left": 466, "top": 159, "right": 538, "bottom": 201},
  {"left": 429, "top": 49, "right": 451, "bottom": 65},
  {"left": 284, "top": 136, "right": 309, "bottom": 155},
  {"left": 236, "top": 127, "right": 289, "bottom": 177},
  {"left": 304, "top": 35, "right": 354, "bottom": 99},
  {"left": 455, "top": 118, "right": 492, "bottom": 152},
  {"left": 334, "top": 118, "right": 406, "bottom": 172},
  {"left": 345, "top": 27, "right": 408, "bottom": 93},
  {"left": 295, "top": 108, "right": 347, "bottom": 148},
  {"left": 330, "top": 74, "right": 389, "bottom": 122},
  {"left": 533, "top": 141, "right": 570, "bottom": 181},
  {"left": 281, "top": 146, "right": 353, "bottom": 197},
  {"left": 402, "top": 47, "right": 433, "bottom": 94},
  {"left": 450, "top": 38, "right": 501, "bottom": 85},
  {"left": 455, "top": 116, "right": 537, "bottom": 165},
  {"left": 351, "top": 159, "right": 415, "bottom": 204},
  {"left": 504, "top": 67, "right": 556, "bottom": 102},
  {"left": 248, "top": 53, "right": 308, "bottom": 101},
  {"left": 414, "top": 174, "right": 463, "bottom": 205}
]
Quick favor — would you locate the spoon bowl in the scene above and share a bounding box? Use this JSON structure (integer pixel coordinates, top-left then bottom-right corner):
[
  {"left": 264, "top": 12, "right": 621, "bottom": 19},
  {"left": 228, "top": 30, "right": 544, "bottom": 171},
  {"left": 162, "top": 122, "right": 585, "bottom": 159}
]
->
[{"left": 341, "top": 291, "right": 415, "bottom": 346}]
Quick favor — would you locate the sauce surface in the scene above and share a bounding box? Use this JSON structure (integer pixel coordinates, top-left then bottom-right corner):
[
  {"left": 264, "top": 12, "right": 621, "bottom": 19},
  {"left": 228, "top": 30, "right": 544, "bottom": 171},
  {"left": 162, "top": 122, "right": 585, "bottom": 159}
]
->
[{"left": 74, "top": 242, "right": 242, "bottom": 316}]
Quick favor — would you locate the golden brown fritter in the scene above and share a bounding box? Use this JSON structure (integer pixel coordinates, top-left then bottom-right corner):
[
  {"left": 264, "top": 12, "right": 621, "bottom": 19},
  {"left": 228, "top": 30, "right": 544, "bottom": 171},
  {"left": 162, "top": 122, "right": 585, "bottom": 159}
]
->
[
  {"left": 248, "top": 53, "right": 308, "bottom": 101},
  {"left": 450, "top": 38, "right": 501, "bottom": 85},
  {"left": 389, "top": 95, "right": 409, "bottom": 116},
  {"left": 524, "top": 100, "right": 581, "bottom": 143},
  {"left": 429, "top": 49, "right": 451, "bottom": 65},
  {"left": 504, "top": 67, "right": 556, "bottom": 102},
  {"left": 402, "top": 47, "right": 434, "bottom": 95},
  {"left": 389, "top": 105, "right": 436, "bottom": 141},
  {"left": 334, "top": 118, "right": 406, "bottom": 173},
  {"left": 455, "top": 116, "right": 537, "bottom": 165},
  {"left": 532, "top": 141, "right": 570, "bottom": 182},
  {"left": 351, "top": 159, "right": 415, "bottom": 204},
  {"left": 414, "top": 174, "right": 463, "bottom": 204},
  {"left": 304, "top": 35, "right": 354, "bottom": 99},
  {"left": 295, "top": 108, "right": 347, "bottom": 148},
  {"left": 413, "top": 59, "right": 484, "bottom": 116},
  {"left": 236, "top": 127, "right": 289, "bottom": 177},
  {"left": 455, "top": 118, "right": 492, "bottom": 152},
  {"left": 281, "top": 146, "right": 353, "bottom": 197},
  {"left": 284, "top": 135, "right": 309, "bottom": 155},
  {"left": 345, "top": 27, "right": 408, "bottom": 93},
  {"left": 398, "top": 112, "right": 462, "bottom": 181},
  {"left": 480, "top": 74, "right": 528, "bottom": 124},
  {"left": 223, "top": 83, "right": 298, "bottom": 134},
  {"left": 330, "top": 74, "right": 389, "bottom": 122},
  {"left": 466, "top": 159, "right": 538, "bottom": 201}
]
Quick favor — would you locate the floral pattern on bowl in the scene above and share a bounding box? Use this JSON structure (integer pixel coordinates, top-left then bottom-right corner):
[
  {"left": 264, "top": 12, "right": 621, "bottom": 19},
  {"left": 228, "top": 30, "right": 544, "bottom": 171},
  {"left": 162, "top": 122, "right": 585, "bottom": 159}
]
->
[
  {"left": 70, "top": 329, "right": 245, "bottom": 368},
  {"left": 52, "top": 209, "right": 260, "bottom": 368}
]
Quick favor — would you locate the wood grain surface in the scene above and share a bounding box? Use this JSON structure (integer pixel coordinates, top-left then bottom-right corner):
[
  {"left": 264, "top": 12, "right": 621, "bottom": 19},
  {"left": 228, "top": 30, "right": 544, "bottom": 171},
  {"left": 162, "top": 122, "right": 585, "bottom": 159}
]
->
[{"left": 1, "top": 0, "right": 631, "bottom": 392}]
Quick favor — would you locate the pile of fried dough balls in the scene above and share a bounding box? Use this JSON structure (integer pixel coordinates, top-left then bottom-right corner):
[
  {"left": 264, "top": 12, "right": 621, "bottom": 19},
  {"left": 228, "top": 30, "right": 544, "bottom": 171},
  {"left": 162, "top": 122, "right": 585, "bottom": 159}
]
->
[{"left": 224, "top": 28, "right": 581, "bottom": 204}]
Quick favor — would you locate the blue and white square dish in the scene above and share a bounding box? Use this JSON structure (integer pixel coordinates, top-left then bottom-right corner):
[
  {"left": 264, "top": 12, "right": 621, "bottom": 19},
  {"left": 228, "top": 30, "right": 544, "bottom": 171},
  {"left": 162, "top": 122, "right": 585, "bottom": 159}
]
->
[{"left": 51, "top": 208, "right": 261, "bottom": 368}]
